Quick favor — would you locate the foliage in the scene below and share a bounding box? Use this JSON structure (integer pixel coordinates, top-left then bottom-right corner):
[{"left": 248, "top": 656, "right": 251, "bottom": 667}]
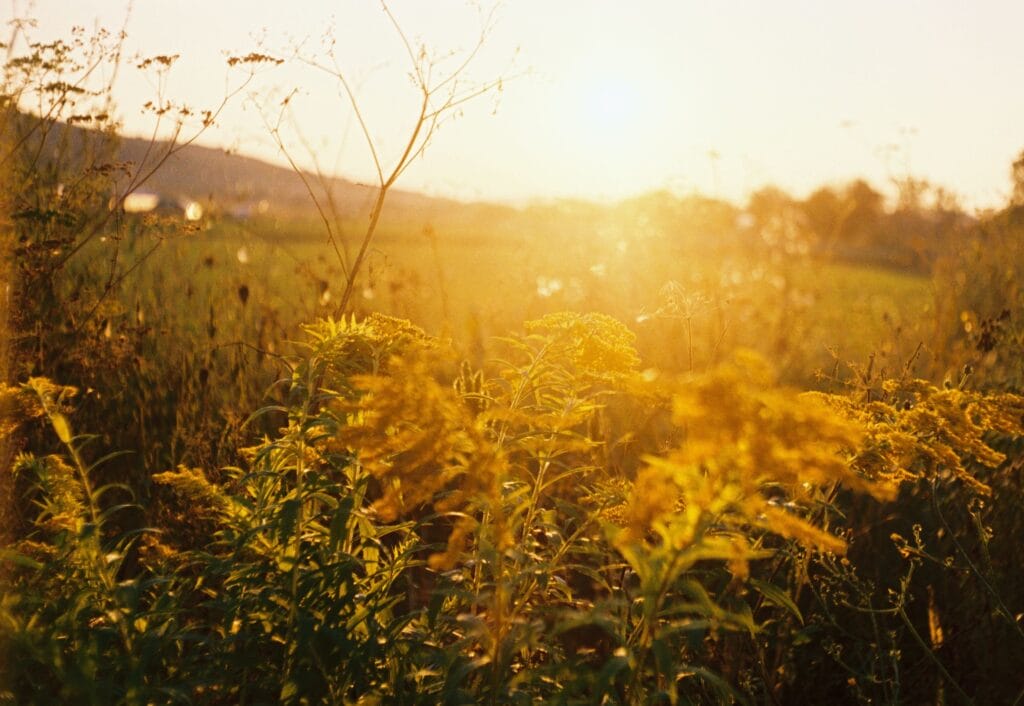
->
[
  {"left": 4, "top": 307, "right": 1023, "bottom": 704},
  {"left": 931, "top": 205, "right": 1024, "bottom": 390},
  {"left": 5, "top": 15, "right": 1024, "bottom": 706}
]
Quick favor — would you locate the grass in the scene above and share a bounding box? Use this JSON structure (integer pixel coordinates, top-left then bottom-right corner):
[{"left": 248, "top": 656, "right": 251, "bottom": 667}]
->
[
  {"left": 96, "top": 213, "right": 934, "bottom": 390},
  {"left": 5, "top": 295, "right": 1023, "bottom": 704},
  {"left": 9, "top": 199, "right": 1024, "bottom": 705}
]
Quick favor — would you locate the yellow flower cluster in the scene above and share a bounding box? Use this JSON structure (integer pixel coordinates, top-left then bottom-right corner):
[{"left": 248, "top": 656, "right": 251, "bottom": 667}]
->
[
  {"left": 152, "top": 465, "right": 230, "bottom": 518},
  {"left": 4, "top": 379, "right": 85, "bottom": 535},
  {"left": 0, "top": 383, "right": 29, "bottom": 443},
  {"left": 1, "top": 378, "right": 77, "bottom": 443},
  {"left": 618, "top": 465, "right": 680, "bottom": 542},
  {"left": 302, "top": 314, "right": 435, "bottom": 388},
  {"left": 524, "top": 312, "right": 640, "bottom": 382},
  {"left": 617, "top": 352, "right": 890, "bottom": 562},
  {"left": 14, "top": 453, "right": 86, "bottom": 535},
  {"left": 329, "top": 353, "right": 507, "bottom": 569},
  {"left": 812, "top": 378, "right": 1024, "bottom": 495}
]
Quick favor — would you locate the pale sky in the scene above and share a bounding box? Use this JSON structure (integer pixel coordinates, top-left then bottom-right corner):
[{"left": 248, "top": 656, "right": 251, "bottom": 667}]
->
[{"left": 12, "top": 1, "right": 1024, "bottom": 209}]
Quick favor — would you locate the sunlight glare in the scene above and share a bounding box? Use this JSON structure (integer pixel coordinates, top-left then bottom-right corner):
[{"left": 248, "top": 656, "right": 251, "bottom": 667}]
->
[
  {"left": 567, "top": 62, "right": 652, "bottom": 159},
  {"left": 184, "top": 201, "right": 204, "bottom": 221},
  {"left": 582, "top": 77, "right": 638, "bottom": 133}
]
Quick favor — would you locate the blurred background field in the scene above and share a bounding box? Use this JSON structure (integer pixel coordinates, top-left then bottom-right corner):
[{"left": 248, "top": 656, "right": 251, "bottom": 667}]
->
[
  {"left": 58, "top": 200, "right": 935, "bottom": 462},
  {"left": 15, "top": 103, "right": 1018, "bottom": 496},
  {"left": 79, "top": 195, "right": 937, "bottom": 384}
]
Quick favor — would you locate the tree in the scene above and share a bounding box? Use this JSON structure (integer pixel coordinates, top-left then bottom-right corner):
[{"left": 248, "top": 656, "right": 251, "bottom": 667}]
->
[
  {"left": 1012, "top": 148, "right": 1024, "bottom": 207},
  {"left": 840, "top": 179, "right": 885, "bottom": 250},
  {"left": 746, "top": 185, "right": 795, "bottom": 227},
  {"left": 801, "top": 186, "right": 848, "bottom": 252}
]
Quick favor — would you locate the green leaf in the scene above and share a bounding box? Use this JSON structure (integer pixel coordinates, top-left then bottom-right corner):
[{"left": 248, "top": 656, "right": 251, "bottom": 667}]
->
[
  {"left": 329, "top": 497, "right": 353, "bottom": 550},
  {"left": 51, "top": 412, "right": 72, "bottom": 443},
  {"left": 652, "top": 637, "right": 674, "bottom": 682},
  {"left": 677, "top": 665, "right": 748, "bottom": 705},
  {"left": 597, "top": 649, "right": 631, "bottom": 693},
  {"left": 278, "top": 498, "right": 300, "bottom": 540},
  {"left": 0, "top": 548, "right": 44, "bottom": 570},
  {"left": 750, "top": 578, "right": 803, "bottom": 624},
  {"left": 280, "top": 680, "right": 298, "bottom": 701}
]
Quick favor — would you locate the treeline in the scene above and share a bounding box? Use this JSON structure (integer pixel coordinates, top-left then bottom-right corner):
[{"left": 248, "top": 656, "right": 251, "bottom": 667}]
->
[
  {"left": 608, "top": 175, "right": 1000, "bottom": 273},
  {"left": 495, "top": 163, "right": 1024, "bottom": 275},
  {"left": 748, "top": 176, "right": 973, "bottom": 271}
]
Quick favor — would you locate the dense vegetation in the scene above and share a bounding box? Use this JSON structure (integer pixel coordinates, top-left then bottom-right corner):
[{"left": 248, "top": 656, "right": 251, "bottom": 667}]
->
[{"left": 4, "top": 20, "right": 1024, "bottom": 706}]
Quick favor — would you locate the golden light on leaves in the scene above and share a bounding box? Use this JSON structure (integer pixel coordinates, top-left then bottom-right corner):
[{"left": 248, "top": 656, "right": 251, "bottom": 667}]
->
[
  {"left": 329, "top": 352, "right": 507, "bottom": 570},
  {"left": 812, "top": 378, "right": 1024, "bottom": 496},
  {"left": 524, "top": 311, "right": 640, "bottom": 382},
  {"left": 612, "top": 351, "right": 876, "bottom": 568}
]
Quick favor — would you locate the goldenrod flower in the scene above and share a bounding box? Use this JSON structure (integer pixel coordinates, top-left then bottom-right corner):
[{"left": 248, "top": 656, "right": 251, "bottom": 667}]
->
[
  {"left": 329, "top": 352, "right": 506, "bottom": 569},
  {"left": 614, "top": 351, "right": 886, "bottom": 567},
  {"left": 524, "top": 312, "right": 640, "bottom": 382}
]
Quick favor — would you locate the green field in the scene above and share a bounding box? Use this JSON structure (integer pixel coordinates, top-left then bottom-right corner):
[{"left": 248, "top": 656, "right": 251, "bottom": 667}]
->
[
  {"left": 13, "top": 196, "right": 1024, "bottom": 706},
  {"left": 101, "top": 213, "right": 934, "bottom": 389}
]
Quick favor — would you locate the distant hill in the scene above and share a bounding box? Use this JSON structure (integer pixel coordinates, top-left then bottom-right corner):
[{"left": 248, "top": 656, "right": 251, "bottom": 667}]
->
[
  {"left": 12, "top": 109, "right": 487, "bottom": 225},
  {"left": 115, "top": 132, "right": 465, "bottom": 220}
]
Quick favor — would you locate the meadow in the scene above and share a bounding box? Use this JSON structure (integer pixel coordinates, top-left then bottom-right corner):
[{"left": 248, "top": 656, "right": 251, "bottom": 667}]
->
[
  {"left": 4, "top": 21, "right": 1024, "bottom": 706},
  {"left": 119, "top": 212, "right": 934, "bottom": 376},
  {"left": 43, "top": 208, "right": 934, "bottom": 478}
]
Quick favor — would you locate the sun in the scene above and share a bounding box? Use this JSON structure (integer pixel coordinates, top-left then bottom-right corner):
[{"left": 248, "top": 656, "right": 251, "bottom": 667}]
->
[
  {"left": 583, "top": 77, "right": 640, "bottom": 132},
  {"left": 574, "top": 73, "right": 642, "bottom": 148},
  {"left": 559, "top": 60, "right": 656, "bottom": 163}
]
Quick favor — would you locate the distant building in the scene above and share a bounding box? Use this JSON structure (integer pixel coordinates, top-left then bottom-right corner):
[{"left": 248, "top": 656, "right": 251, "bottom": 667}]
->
[{"left": 122, "top": 191, "right": 203, "bottom": 221}]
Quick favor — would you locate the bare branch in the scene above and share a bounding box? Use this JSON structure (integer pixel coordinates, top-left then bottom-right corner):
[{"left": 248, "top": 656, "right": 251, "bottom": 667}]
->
[
  {"left": 260, "top": 92, "right": 350, "bottom": 278},
  {"left": 56, "top": 56, "right": 259, "bottom": 271},
  {"left": 297, "top": 55, "right": 385, "bottom": 187},
  {"left": 379, "top": 1, "right": 424, "bottom": 87},
  {"left": 271, "top": 2, "right": 511, "bottom": 316},
  {"left": 429, "top": 2, "right": 499, "bottom": 95}
]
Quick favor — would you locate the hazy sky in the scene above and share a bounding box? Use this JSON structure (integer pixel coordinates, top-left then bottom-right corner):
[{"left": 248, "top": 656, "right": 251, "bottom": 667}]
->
[{"left": 14, "top": 1, "right": 1024, "bottom": 209}]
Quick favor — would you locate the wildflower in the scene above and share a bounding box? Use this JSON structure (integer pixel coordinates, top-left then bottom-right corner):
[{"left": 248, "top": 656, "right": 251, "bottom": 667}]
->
[
  {"left": 524, "top": 312, "right": 640, "bottom": 382},
  {"left": 13, "top": 453, "right": 86, "bottom": 535},
  {"left": 152, "top": 465, "right": 230, "bottom": 519},
  {"left": 0, "top": 383, "right": 34, "bottom": 442},
  {"left": 614, "top": 351, "right": 888, "bottom": 564},
  {"left": 302, "top": 314, "right": 436, "bottom": 391},
  {"left": 329, "top": 352, "right": 507, "bottom": 568},
  {"left": 812, "top": 378, "right": 1024, "bottom": 495},
  {"left": 616, "top": 465, "right": 681, "bottom": 545}
]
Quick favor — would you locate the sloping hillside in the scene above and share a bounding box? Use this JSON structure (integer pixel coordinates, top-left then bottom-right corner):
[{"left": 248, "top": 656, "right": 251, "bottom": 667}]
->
[
  {"left": 14, "top": 110, "right": 470, "bottom": 222},
  {"left": 116, "top": 132, "right": 462, "bottom": 219}
]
